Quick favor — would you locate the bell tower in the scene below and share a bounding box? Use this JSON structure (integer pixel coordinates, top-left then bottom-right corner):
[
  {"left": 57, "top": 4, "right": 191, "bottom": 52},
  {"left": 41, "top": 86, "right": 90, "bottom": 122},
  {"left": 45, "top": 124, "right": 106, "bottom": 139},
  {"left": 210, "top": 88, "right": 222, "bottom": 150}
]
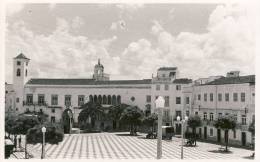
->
[
  {"left": 13, "top": 53, "right": 30, "bottom": 113},
  {"left": 93, "top": 59, "right": 110, "bottom": 81}
]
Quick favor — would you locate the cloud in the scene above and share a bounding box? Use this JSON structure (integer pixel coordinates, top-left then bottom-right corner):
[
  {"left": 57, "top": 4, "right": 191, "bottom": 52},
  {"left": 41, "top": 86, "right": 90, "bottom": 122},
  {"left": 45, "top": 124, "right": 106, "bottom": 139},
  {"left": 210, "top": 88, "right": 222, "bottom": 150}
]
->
[
  {"left": 49, "top": 3, "right": 56, "bottom": 10},
  {"left": 118, "top": 4, "right": 255, "bottom": 79},
  {"left": 5, "top": 17, "right": 119, "bottom": 82},
  {"left": 110, "top": 20, "right": 127, "bottom": 31},
  {"left": 6, "top": 4, "right": 25, "bottom": 16}
]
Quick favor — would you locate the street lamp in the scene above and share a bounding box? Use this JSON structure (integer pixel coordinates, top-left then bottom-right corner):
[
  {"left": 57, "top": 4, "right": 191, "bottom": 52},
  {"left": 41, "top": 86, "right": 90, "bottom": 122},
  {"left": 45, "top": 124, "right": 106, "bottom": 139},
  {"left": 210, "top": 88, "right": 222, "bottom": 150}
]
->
[
  {"left": 177, "top": 115, "right": 189, "bottom": 159},
  {"left": 41, "top": 126, "right": 46, "bottom": 159},
  {"left": 67, "top": 110, "right": 73, "bottom": 135},
  {"left": 155, "top": 96, "right": 165, "bottom": 159}
]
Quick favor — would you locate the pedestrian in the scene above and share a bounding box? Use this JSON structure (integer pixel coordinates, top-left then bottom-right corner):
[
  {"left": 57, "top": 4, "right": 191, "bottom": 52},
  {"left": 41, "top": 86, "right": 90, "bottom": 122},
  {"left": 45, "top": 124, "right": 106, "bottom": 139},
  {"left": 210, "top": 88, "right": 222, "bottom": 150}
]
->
[
  {"left": 14, "top": 135, "right": 17, "bottom": 151},
  {"left": 18, "top": 135, "right": 22, "bottom": 149}
]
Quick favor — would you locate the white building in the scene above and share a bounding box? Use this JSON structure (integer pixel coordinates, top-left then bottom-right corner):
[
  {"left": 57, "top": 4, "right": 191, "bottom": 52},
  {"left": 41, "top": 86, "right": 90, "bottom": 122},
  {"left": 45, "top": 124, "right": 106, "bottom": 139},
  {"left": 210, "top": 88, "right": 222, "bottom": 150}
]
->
[
  {"left": 183, "top": 73, "right": 255, "bottom": 146},
  {"left": 5, "top": 53, "right": 255, "bottom": 147}
]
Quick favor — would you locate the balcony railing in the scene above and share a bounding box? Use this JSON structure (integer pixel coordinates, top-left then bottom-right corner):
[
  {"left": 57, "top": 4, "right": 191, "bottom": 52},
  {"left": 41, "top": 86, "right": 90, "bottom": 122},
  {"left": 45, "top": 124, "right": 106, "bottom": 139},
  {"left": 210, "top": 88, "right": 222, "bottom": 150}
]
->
[{"left": 23, "top": 101, "right": 48, "bottom": 106}]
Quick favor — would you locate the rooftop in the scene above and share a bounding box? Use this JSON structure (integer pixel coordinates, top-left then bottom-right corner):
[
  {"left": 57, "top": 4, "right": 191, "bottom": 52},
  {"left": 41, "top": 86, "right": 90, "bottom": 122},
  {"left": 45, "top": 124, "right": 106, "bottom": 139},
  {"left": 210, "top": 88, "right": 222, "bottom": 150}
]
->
[
  {"left": 173, "top": 78, "right": 192, "bottom": 84},
  {"left": 205, "top": 75, "right": 255, "bottom": 85},
  {"left": 26, "top": 78, "right": 152, "bottom": 85},
  {"left": 158, "top": 67, "right": 177, "bottom": 71},
  {"left": 14, "top": 53, "right": 30, "bottom": 60}
]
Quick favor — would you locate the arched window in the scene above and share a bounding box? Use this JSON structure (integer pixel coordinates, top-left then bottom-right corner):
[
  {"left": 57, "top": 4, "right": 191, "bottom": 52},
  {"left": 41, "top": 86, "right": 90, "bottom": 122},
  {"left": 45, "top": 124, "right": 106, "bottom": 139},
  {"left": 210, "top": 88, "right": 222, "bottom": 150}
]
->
[
  {"left": 16, "top": 68, "right": 21, "bottom": 76},
  {"left": 117, "top": 95, "right": 121, "bottom": 105},
  {"left": 108, "top": 95, "right": 112, "bottom": 105},
  {"left": 103, "top": 95, "right": 107, "bottom": 104},
  {"left": 25, "top": 69, "right": 28, "bottom": 76},
  {"left": 112, "top": 95, "right": 117, "bottom": 105}
]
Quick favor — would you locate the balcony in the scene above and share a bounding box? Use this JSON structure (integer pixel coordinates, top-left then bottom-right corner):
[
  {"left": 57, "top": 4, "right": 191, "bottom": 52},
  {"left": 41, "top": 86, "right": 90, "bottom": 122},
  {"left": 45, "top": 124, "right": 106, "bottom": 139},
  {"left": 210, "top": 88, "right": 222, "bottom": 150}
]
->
[{"left": 23, "top": 101, "right": 48, "bottom": 107}]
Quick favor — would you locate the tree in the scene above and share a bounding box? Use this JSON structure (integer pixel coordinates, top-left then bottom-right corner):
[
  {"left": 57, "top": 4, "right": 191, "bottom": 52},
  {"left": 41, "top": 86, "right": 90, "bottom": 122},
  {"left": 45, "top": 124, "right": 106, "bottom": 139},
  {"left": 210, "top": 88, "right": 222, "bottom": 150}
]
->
[
  {"left": 248, "top": 119, "right": 255, "bottom": 153},
  {"left": 62, "top": 108, "right": 74, "bottom": 133},
  {"left": 187, "top": 115, "right": 202, "bottom": 146},
  {"left": 142, "top": 113, "right": 158, "bottom": 133},
  {"left": 120, "top": 105, "right": 144, "bottom": 135},
  {"left": 78, "top": 102, "right": 104, "bottom": 130},
  {"left": 214, "top": 115, "right": 236, "bottom": 152},
  {"left": 108, "top": 103, "right": 129, "bottom": 130},
  {"left": 26, "top": 124, "right": 64, "bottom": 145}
]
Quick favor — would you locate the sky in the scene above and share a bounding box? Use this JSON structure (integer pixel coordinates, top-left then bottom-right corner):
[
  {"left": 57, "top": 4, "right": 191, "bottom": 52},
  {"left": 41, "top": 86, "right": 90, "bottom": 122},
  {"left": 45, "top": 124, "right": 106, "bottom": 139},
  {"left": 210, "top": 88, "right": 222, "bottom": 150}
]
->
[{"left": 5, "top": 3, "right": 256, "bottom": 83}]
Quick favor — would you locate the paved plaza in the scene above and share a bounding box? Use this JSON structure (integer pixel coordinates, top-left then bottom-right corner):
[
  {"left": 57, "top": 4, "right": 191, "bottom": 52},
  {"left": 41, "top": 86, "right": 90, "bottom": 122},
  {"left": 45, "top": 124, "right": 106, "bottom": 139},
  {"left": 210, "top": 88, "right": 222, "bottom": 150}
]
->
[{"left": 10, "top": 132, "right": 254, "bottom": 159}]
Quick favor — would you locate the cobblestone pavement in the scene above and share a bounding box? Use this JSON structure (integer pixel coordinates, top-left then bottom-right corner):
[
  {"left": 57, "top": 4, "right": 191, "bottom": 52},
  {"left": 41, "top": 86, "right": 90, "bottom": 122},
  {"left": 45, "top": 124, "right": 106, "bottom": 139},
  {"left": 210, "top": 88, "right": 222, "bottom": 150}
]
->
[{"left": 15, "top": 132, "right": 252, "bottom": 159}]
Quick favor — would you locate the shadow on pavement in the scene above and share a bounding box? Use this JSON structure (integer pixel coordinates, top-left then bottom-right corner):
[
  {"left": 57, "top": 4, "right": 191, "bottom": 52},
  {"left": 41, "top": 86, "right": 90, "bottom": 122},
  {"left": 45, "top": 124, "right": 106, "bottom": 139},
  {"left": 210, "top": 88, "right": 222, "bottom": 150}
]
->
[
  {"left": 115, "top": 133, "right": 142, "bottom": 137},
  {"left": 208, "top": 150, "right": 233, "bottom": 154}
]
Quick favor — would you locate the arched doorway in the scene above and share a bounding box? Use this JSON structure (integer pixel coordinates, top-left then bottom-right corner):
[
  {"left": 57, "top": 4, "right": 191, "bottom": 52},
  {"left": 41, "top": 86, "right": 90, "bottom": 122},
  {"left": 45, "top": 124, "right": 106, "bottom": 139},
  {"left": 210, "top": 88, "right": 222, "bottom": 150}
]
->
[
  {"left": 112, "top": 95, "right": 116, "bottom": 105},
  {"left": 98, "top": 95, "right": 102, "bottom": 104},
  {"left": 117, "top": 95, "right": 121, "bottom": 105},
  {"left": 89, "top": 95, "right": 93, "bottom": 103},
  {"left": 108, "top": 95, "right": 112, "bottom": 105},
  {"left": 94, "top": 95, "right": 97, "bottom": 103},
  {"left": 103, "top": 95, "right": 107, "bottom": 104}
]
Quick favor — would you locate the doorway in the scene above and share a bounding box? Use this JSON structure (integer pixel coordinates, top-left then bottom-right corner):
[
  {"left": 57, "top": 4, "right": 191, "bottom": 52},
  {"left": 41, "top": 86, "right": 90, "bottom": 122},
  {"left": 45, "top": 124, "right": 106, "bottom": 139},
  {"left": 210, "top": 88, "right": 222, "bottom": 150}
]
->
[
  {"left": 241, "top": 132, "right": 246, "bottom": 146},
  {"left": 217, "top": 129, "right": 221, "bottom": 142},
  {"left": 204, "top": 127, "right": 207, "bottom": 139}
]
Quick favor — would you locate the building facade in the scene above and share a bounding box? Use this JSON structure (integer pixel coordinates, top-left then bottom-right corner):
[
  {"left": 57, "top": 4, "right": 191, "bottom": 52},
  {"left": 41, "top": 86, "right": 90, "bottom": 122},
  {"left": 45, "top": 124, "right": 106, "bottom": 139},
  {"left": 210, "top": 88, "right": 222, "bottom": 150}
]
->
[{"left": 5, "top": 53, "right": 255, "bottom": 147}]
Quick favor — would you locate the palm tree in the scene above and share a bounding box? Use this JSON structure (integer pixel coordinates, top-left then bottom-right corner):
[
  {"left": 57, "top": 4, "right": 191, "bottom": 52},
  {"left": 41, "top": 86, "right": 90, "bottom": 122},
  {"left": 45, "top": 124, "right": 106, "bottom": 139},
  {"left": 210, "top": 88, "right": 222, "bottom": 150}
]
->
[
  {"left": 108, "top": 103, "right": 129, "bottom": 130},
  {"left": 214, "top": 115, "right": 236, "bottom": 152},
  {"left": 120, "top": 105, "right": 144, "bottom": 135},
  {"left": 78, "top": 102, "right": 104, "bottom": 130}
]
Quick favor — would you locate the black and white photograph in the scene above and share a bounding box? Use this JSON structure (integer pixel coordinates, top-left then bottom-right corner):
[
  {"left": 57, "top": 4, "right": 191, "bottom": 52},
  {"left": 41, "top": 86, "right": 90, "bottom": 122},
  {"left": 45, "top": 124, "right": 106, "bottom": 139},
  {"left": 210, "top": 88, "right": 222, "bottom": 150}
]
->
[{"left": 2, "top": 0, "right": 258, "bottom": 160}]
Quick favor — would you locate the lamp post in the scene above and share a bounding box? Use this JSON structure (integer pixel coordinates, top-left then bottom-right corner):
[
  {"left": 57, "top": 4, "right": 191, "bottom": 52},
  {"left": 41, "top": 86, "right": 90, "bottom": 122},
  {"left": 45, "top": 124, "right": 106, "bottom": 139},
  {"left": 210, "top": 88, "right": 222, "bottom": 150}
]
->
[
  {"left": 41, "top": 126, "right": 46, "bottom": 159},
  {"left": 155, "top": 96, "right": 165, "bottom": 159},
  {"left": 67, "top": 110, "right": 73, "bottom": 135},
  {"left": 177, "top": 115, "right": 188, "bottom": 159}
]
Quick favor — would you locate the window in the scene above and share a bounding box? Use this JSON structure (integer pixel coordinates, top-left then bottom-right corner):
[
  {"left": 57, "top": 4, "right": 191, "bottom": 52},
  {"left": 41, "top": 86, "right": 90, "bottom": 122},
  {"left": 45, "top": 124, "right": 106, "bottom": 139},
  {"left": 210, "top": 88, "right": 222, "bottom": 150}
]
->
[
  {"left": 195, "top": 111, "right": 198, "bottom": 115},
  {"left": 146, "top": 95, "right": 151, "bottom": 103},
  {"left": 52, "top": 108, "right": 55, "bottom": 113},
  {"left": 16, "top": 97, "right": 19, "bottom": 103},
  {"left": 186, "top": 97, "right": 190, "bottom": 104},
  {"left": 210, "top": 93, "right": 213, "bottom": 102},
  {"left": 176, "top": 111, "right": 182, "bottom": 119},
  {"left": 51, "top": 116, "right": 55, "bottom": 123},
  {"left": 233, "top": 93, "right": 238, "bottom": 102},
  {"left": 233, "top": 130, "right": 236, "bottom": 139},
  {"left": 176, "top": 97, "right": 181, "bottom": 104},
  {"left": 65, "top": 95, "right": 71, "bottom": 107},
  {"left": 242, "top": 115, "right": 247, "bottom": 125},
  {"left": 198, "top": 94, "right": 201, "bottom": 101},
  {"left": 156, "top": 85, "right": 160, "bottom": 91},
  {"left": 225, "top": 93, "right": 229, "bottom": 102},
  {"left": 218, "top": 93, "right": 222, "bottom": 102},
  {"left": 241, "top": 93, "right": 245, "bottom": 102},
  {"left": 26, "top": 94, "right": 33, "bottom": 104},
  {"left": 165, "top": 96, "right": 170, "bottom": 107},
  {"left": 210, "top": 128, "right": 213, "bottom": 137},
  {"left": 234, "top": 114, "right": 237, "bottom": 121},
  {"left": 16, "top": 108, "right": 18, "bottom": 111},
  {"left": 204, "top": 93, "right": 207, "bottom": 102},
  {"left": 218, "top": 113, "right": 222, "bottom": 118},
  {"left": 164, "top": 84, "right": 169, "bottom": 91},
  {"left": 25, "top": 69, "right": 27, "bottom": 76},
  {"left": 78, "top": 95, "right": 85, "bottom": 106},
  {"left": 203, "top": 112, "right": 207, "bottom": 120},
  {"left": 16, "top": 69, "right": 21, "bottom": 76},
  {"left": 176, "top": 85, "right": 181, "bottom": 90},
  {"left": 51, "top": 95, "right": 58, "bottom": 105},
  {"left": 38, "top": 94, "right": 45, "bottom": 105},
  {"left": 186, "top": 110, "right": 190, "bottom": 117},
  {"left": 17, "top": 61, "right": 21, "bottom": 65},
  {"left": 164, "top": 109, "right": 170, "bottom": 119},
  {"left": 210, "top": 113, "right": 214, "bottom": 121}
]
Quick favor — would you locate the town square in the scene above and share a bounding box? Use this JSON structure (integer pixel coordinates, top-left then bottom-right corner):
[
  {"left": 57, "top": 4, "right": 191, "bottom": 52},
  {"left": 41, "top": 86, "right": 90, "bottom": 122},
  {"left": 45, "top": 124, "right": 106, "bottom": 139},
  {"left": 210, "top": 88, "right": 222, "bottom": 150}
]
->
[{"left": 3, "top": 2, "right": 256, "bottom": 160}]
